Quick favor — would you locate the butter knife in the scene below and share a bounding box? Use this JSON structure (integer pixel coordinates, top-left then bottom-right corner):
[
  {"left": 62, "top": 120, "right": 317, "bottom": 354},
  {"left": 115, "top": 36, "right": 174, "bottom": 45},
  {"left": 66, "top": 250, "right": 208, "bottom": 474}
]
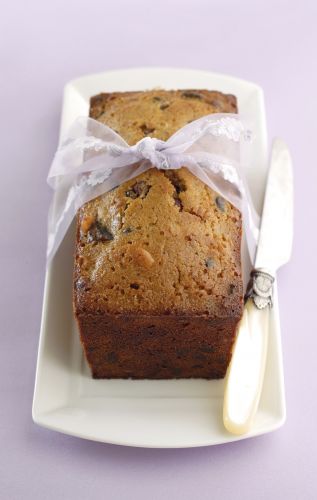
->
[{"left": 223, "top": 138, "right": 293, "bottom": 435}]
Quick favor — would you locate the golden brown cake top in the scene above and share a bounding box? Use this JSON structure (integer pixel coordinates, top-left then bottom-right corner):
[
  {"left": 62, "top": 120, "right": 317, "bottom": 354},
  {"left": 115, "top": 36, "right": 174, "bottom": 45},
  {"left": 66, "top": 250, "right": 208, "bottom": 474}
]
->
[
  {"left": 74, "top": 90, "right": 242, "bottom": 318},
  {"left": 90, "top": 89, "right": 237, "bottom": 144}
]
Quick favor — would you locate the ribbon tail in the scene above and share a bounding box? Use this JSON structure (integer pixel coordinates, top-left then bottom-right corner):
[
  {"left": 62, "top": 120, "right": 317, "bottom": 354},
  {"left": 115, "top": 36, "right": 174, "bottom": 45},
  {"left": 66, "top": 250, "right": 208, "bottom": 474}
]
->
[{"left": 46, "top": 186, "right": 77, "bottom": 262}]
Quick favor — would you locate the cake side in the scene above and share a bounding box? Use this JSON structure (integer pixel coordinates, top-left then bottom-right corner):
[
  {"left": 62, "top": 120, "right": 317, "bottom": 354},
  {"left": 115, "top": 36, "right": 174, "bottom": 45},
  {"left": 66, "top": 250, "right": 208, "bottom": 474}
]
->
[
  {"left": 76, "top": 313, "right": 239, "bottom": 379},
  {"left": 73, "top": 89, "right": 243, "bottom": 379}
]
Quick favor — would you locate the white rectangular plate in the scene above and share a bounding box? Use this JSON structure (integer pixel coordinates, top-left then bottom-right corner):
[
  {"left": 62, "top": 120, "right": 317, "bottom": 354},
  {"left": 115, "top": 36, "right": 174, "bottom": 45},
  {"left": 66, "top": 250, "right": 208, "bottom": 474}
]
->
[{"left": 32, "top": 68, "right": 286, "bottom": 448}]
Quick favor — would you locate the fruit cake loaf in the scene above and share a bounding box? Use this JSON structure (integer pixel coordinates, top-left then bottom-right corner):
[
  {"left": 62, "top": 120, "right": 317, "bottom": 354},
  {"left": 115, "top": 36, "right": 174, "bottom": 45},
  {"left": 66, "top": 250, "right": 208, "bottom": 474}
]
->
[{"left": 73, "top": 89, "right": 243, "bottom": 379}]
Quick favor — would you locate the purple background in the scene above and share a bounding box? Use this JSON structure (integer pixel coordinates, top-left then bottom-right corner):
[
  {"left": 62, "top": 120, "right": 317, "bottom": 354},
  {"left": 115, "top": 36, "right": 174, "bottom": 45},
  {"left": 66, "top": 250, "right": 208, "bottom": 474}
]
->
[{"left": 1, "top": 1, "right": 316, "bottom": 498}]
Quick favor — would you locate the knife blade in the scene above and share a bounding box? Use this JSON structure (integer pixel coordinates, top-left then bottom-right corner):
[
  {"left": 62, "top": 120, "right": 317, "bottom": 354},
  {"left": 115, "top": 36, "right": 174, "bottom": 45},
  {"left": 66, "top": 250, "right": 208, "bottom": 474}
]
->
[
  {"left": 223, "top": 138, "right": 293, "bottom": 435},
  {"left": 255, "top": 138, "right": 293, "bottom": 273}
]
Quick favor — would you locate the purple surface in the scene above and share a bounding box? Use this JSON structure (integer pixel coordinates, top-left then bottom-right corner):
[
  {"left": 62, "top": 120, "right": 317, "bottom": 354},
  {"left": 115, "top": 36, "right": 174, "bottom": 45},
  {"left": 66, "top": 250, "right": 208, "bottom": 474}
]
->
[{"left": 1, "top": 1, "right": 316, "bottom": 498}]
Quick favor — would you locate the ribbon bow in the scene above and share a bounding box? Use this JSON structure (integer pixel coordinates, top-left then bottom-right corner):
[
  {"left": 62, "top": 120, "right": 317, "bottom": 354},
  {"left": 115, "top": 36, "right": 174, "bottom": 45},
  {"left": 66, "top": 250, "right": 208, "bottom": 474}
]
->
[
  {"left": 47, "top": 114, "right": 259, "bottom": 262},
  {"left": 129, "top": 137, "right": 170, "bottom": 168}
]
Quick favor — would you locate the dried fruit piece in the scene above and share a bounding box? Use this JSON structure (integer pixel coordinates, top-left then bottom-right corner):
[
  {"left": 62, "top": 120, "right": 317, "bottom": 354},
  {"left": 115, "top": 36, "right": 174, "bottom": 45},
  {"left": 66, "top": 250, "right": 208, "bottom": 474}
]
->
[
  {"left": 205, "top": 258, "right": 214, "bottom": 269},
  {"left": 133, "top": 248, "right": 155, "bottom": 268},
  {"left": 80, "top": 215, "right": 95, "bottom": 233},
  {"left": 140, "top": 124, "right": 155, "bottom": 136},
  {"left": 174, "top": 197, "right": 183, "bottom": 209},
  {"left": 87, "top": 220, "right": 114, "bottom": 242},
  {"left": 122, "top": 227, "right": 133, "bottom": 234},
  {"left": 176, "top": 348, "right": 188, "bottom": 357},
  {"left": 215, "top": 196, "right": 226, "bottom": 212},
  {"left": 160, "top": 102, "right": 170, "bottom": 110},
  {"left": 75, "top": 278, "right": 87, "bottom": 290},
  {"left": 106, "top": 352, "right": 117, "bottom": 363},
  {"left": 199, "top": 345, "right": 214, "bottom": 353},
  {"left": 133, "top": 181, "right": 150, "bottom": 198},
  {"left": 181, "top": 91, "right": 203, "bottom": 99},
  {"left": 130, "top": 283, "right": 139, "bottom": 289},
  {"left": 77, "top": 256, "right": 89, "bottom": 269},
  {"left": 194, "top": 352, "right": 206, "bottom": 361},
  {"left": 125, "top": 181, "right": 150, "bottom": 199},
  {"left": 125, "top": 189, "right": 138, "bottom": 199},
  {"left": 229, "top": 284, "right": 235, "bottom": 294}
]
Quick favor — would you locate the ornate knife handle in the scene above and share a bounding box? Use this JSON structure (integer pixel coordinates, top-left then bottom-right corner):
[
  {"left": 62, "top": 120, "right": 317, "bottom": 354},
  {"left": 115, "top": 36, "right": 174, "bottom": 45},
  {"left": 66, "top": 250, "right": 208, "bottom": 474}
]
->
[{"left": 245, "top": 269, "right": 275, "bottom": 309}]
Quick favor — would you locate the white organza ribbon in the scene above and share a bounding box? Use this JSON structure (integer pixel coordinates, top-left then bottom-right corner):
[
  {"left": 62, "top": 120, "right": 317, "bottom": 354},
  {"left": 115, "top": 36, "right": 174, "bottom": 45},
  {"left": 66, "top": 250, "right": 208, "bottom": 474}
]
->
[{"left": 47, "top": 113, "right": 259, "bottom": 261}]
